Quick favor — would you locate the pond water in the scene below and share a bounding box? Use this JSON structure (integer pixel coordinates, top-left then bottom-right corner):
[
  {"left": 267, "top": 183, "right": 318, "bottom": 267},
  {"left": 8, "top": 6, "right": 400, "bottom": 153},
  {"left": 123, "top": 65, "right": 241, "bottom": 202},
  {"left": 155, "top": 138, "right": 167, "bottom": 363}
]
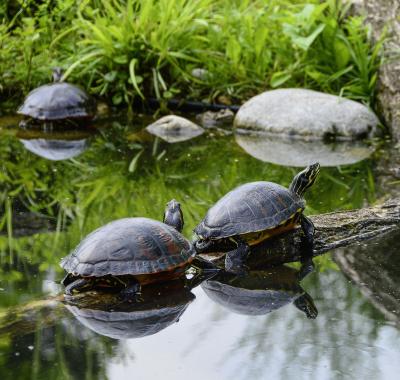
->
[{"left": 0, "top": 116, "right": 399, "bottom": 380}]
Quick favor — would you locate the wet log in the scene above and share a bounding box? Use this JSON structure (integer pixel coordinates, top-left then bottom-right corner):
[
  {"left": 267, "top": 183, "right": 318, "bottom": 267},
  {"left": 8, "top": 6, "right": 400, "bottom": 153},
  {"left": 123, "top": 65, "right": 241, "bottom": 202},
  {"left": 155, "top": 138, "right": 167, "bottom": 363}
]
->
[{"left": 201, "top": 198, "right": 400, "bottom": 267}]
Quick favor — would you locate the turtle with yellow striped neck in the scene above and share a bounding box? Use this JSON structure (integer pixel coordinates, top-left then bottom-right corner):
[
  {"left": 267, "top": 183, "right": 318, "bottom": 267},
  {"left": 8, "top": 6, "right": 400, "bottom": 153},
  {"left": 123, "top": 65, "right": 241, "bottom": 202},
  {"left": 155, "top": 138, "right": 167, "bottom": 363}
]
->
[{"left": 194, "top": 163, "right": 320, "bottom": 274}]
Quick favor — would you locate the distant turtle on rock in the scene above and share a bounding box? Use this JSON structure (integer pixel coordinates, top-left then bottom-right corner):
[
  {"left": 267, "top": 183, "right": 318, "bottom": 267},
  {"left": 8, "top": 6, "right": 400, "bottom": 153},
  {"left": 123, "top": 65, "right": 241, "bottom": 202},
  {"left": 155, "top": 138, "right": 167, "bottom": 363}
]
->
[{"left": 18, "top": 68, "right": 96, "bottom": 124}]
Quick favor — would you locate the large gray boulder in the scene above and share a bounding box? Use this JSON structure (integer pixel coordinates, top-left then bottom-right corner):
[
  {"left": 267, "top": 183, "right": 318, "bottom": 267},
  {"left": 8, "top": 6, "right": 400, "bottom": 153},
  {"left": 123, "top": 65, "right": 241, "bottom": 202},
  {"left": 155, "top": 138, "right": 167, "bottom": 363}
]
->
[{"left": 234, "top": 89, "right": 380, "bottom": 140}]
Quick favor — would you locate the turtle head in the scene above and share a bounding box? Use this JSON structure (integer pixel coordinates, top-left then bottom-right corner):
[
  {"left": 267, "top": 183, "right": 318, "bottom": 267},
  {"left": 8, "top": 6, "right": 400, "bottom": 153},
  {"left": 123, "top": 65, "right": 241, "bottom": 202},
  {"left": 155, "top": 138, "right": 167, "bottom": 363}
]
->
[
  {"left": 289, "top": 163, "right": 320, "bottom": 197},
  {"left": 52, "top": 67, "right": 63, "bottom": 82},
  {"left": 163, "top": 199, "right": 184, "bottom": 232}
]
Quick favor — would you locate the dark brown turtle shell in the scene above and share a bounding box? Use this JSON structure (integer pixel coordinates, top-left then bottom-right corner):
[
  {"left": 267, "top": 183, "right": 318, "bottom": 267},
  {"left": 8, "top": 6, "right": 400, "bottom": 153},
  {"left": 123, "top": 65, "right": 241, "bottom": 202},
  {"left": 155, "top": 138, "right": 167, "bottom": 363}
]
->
[
  {"left": 61, "top": 218, "right": 195, "bottom": 277},
  {"left": 18, "top": 82, "right": 95, "bottom": 121},
  {"left": 194, "top": 181, "right": 304, "bottom": 239}
]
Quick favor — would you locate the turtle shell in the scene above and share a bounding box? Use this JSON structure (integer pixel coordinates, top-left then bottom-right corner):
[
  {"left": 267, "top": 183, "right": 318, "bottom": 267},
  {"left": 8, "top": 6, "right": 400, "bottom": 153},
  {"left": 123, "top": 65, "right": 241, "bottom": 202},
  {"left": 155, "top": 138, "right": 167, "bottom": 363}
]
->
[
  {"left": 61, "top": 218, "right": 195, "bottom": 277},
  {"left": 195, "top": 181, "right": 304, "bottom": 239},
  {"left": 18, "top": 82, "right": 95, "bottom": 120}
]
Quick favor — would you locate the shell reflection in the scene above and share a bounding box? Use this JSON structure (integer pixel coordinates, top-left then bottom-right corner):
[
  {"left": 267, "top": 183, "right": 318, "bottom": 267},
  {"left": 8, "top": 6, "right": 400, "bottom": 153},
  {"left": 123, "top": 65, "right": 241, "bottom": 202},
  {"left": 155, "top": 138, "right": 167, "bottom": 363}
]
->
[
  {"left": 64, "top": 280, "right": 195, "bottom": 339},
  {"left": 201, "top": 266, "right": 318, "bottom": 318},
  {"left": 17, "top": 129, "right": 93, "bottom": 161}
]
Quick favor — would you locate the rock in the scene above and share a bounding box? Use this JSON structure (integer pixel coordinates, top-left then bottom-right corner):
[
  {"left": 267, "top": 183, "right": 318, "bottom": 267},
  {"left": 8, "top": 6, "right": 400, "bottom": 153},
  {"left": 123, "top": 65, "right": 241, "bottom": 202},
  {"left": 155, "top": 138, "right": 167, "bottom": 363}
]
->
[
  {"left": 357, "top": 0, "right": 400, "bottom": 140},
  {"left": 196, "top": 108, "right": 234, "bottom": 129},
  {"left": 191, "top": 68, "right": 210, "bottom": 80},
  {"left": 146, "top": 115, "right": 204, "bottom": 143},
  {"left": 235, "top": 130, "right": 376, "bottom": 167},
  {"left": 234, "top": 89, "right": 380, "bottom": 140}
]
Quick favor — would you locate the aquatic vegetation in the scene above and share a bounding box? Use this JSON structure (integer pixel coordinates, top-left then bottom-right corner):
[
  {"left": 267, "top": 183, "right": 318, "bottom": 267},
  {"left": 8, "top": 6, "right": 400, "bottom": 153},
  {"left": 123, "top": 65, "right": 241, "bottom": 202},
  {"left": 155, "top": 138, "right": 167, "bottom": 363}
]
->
[
  {"left": 0, "top": 120, "right": 377, "bottom": 268},
  {"left": 0, "top": 0, "right": 383, "bottom": 109}
]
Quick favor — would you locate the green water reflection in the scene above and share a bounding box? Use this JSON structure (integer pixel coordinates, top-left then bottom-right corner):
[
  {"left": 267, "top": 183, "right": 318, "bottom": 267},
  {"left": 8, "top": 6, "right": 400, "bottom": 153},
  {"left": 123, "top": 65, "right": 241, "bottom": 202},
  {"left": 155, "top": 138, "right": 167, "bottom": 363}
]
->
[{"left": 0, "top": 117, "right": 398, "bottom": 380}]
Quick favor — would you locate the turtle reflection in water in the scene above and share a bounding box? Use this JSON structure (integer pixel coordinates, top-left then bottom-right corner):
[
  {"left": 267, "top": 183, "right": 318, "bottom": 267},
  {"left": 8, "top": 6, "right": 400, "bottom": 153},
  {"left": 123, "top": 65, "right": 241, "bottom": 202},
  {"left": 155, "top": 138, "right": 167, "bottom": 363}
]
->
[
  {"left": 61, "top": 200, "right": 202, "bottom": 298},
  {"left": 201, "top": 265, "right": 318, "bottom": 319},
  {"left": 18, "top": 67, "right": 96, "bottom": 126},
  {"left": 64, "top": 280, "right": 195, "bottom": 339},
  {"left": 195, "top": 163, "right": 320, "bottom": 274},
  {"left": 17, "top": 129, "right": 93, "bottom": 161}
]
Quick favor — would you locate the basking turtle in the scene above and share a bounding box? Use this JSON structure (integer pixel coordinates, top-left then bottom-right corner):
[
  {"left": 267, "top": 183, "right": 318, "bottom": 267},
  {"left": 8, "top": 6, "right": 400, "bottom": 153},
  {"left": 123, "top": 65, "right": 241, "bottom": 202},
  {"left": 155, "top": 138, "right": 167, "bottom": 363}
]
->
[
  {"left": 18, "top": 68, "right": 96, "bottom": 122},
  {"left": 61, "top": 200, "right": 196, "bottom": 297},
  {"left": 194, "top": 163, "right": 320, "bottom": 273},
  {"left": 64, "top": 280, "right": 195, "bottom": 339},
  {"left": 201, "top": 266, "right": 318, "bottom": 319}
]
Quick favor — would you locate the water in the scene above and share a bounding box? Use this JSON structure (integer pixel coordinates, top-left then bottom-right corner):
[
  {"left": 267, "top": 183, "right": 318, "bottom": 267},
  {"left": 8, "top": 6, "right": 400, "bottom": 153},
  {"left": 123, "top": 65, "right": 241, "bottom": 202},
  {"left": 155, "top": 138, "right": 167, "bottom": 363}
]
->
[{"left": 0, "top": 116, "right": 399, "bottom": 380}]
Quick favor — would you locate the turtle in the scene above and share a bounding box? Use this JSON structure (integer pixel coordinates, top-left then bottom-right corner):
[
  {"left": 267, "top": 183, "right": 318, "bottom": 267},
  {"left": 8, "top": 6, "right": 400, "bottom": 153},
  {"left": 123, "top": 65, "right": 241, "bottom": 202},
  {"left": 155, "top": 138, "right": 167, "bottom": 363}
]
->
[
  {"left": 17, "top": 67, "right": 96, "bottom": 123},
  {"left": 201, "top": 265, "right": 318, "bottom": 319},
  {"left": 61, "top": 199, "right": 197, "bottom": 297},
  {"left": 64, "top": 280, "right": 195, "bottom": 339},
  {"left": 194, "top": 163, "right": 320, "bottom": 273}
]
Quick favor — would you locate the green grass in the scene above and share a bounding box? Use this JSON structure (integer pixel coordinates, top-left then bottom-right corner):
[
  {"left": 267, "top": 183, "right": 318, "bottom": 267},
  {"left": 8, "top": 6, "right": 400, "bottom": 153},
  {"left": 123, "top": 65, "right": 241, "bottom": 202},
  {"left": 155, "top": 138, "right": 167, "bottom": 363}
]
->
[{"left": 0, "top": 0, "right": 384, "bottom": 110}]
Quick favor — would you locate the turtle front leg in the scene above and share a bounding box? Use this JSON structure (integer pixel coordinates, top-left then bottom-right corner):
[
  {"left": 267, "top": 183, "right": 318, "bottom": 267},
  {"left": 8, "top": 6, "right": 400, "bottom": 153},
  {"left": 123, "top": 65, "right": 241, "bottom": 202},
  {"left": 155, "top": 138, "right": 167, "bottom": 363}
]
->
[
  {"left": 298, "top": 215, "right": 315, "bottom": 280},
  {"left": 64, "top": 278, "right": 93, "bottom": 295},
  {"left": 300, "top": 214, "right": 315, "bottom": 249},
  {"left": 225, "top": 237, "right": 250, "bottom": 275}
]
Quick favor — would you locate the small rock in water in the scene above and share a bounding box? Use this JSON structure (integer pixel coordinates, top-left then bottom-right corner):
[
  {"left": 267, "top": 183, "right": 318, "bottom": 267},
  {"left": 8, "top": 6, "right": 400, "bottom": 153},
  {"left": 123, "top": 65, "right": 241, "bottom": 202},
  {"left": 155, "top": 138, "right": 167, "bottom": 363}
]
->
[
  {"left": 191, "top": 68, "right": 210, "bottom": 80},
  {"left": 234, "top": 88, "right": 381, "bottom": 140},
  {"left": 146, "top": 115, "right": 204, "bottom": 143},
  {"left": 196, "top": 109, "right": 234, "bottom": 129}
]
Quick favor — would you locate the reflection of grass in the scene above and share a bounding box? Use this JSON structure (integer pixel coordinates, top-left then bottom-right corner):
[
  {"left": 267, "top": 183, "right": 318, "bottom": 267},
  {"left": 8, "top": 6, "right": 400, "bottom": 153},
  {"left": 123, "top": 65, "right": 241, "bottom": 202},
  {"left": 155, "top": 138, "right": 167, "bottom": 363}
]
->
[{"left": 0, "top": 123, "right": 377, "bottom": 269}]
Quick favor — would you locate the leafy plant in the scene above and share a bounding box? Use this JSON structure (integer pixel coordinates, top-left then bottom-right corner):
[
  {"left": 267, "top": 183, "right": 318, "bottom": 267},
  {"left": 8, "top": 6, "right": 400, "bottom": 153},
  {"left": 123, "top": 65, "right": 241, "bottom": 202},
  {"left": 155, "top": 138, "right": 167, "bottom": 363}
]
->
[{"left": 0, "top": 0, "right": 384, "bottom": 109}]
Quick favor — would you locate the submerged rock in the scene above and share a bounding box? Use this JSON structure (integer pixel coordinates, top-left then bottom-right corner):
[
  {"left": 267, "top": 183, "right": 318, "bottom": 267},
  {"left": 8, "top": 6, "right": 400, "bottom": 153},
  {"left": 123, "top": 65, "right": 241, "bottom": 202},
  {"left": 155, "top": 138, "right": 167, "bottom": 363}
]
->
[
  {"left": 146, "top": 115, "right": 204, "bottom": 143},
  {"left": 234, "top": 89, "right": 380, "bottom": 140},
  {"left": 235, "top": 130, "right": 376, "bottom": 167}
]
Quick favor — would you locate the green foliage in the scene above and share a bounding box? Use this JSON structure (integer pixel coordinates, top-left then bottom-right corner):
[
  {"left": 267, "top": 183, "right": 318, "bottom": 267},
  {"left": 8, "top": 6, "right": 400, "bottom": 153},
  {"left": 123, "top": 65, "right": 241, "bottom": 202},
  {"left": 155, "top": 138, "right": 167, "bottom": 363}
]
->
[{"left": 0, "top": 0, "right": 383, "bottom": 108}]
